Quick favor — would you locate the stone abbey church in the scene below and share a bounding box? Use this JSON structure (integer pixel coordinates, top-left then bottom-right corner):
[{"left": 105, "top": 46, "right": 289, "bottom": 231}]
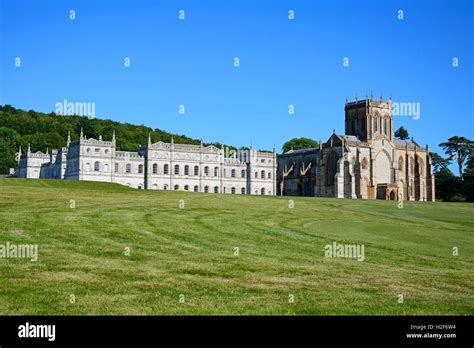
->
[
  {"left": 16, "top": 97, "right": 435, "bottom": 201},
  {"left": 277, "top": 97, "right": 435, "bottom": 201}
]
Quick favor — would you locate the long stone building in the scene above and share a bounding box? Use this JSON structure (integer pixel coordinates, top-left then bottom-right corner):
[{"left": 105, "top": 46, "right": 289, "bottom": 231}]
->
[
  {"left": 17, "top": 130, "right": 277, "bottom": 195},
  {"left": 277, "top": 97, "right": 435, "bottom": 201},
  {"left": 16, "top": 97, "right": 435, "bottom": 200}
]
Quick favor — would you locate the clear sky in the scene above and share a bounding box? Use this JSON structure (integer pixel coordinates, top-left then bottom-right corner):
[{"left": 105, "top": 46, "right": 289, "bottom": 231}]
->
[{"left": 1, "top": 0, "right": 472, "bottom": 156}]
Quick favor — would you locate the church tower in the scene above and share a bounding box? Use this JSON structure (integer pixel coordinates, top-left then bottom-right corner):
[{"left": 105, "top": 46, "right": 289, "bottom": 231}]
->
[{"left": 344, "top": 95, "right": 393, "bottom": 142}]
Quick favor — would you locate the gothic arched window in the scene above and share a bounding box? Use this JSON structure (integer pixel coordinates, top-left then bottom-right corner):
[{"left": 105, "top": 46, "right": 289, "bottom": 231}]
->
[{"left": 398, "top": 157, "right": 404, "bottom": 171}]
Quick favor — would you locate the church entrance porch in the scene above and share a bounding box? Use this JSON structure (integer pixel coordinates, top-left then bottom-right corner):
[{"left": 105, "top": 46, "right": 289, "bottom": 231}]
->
[{"left": 376, "top": 183, "right": 398, "bottom": 200}]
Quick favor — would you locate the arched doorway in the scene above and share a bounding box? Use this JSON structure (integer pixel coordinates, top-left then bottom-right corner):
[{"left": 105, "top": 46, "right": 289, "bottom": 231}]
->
[{"left": 389, "top": 190, "right": 395, "bottom": 200}]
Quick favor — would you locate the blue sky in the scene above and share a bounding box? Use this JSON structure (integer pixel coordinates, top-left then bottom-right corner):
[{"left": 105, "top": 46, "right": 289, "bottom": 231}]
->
[{"left": 1, "top": 0, "right": 472, "bottom": 156}]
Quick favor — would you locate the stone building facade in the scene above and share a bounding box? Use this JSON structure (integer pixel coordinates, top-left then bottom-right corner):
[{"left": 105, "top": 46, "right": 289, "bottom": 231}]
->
[
  {"left": 277, "top": 97, "right": 435, "bottom": 201},
  {"left": 17, "top": 130, "right": 277, "bottom": 195}
]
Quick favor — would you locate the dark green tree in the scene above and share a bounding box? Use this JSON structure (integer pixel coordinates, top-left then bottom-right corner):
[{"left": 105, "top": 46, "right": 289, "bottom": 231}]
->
[
  {"left": 282, "top": 137, "right": 319, "bottom": 153},
  {"left": 439, "top": 136, "right": 474, "bottom": 178},
  {"left": 0, "top": 127, "right": 21, "bottom": 174},
  {"left": 430, "top": 152, "right": 450, "bottom": 173},
  {"left": 435, "top": 168, "right": 463, "bottom": 202},
  {"left": 464, "top": 154, "right": 474, "bottom": 202},
  {"left": 394, "top": 126, "right": 409, "bottom": 140}
]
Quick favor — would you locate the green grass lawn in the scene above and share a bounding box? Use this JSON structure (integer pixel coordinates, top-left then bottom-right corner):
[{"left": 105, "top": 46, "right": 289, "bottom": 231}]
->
[{"left": 0, "top": 178, "right": 473, "bottom": 315}]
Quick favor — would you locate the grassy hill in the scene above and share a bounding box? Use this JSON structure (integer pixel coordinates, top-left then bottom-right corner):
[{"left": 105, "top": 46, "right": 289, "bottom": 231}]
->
[{"left": 0, "top": 178, "right": 473, "bottom": 315}]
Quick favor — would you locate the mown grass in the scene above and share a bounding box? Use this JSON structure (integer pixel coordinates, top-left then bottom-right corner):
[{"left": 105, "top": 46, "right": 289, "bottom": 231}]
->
[{"left": 0, "top": 178, "right": 473, "bottom": 315}]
